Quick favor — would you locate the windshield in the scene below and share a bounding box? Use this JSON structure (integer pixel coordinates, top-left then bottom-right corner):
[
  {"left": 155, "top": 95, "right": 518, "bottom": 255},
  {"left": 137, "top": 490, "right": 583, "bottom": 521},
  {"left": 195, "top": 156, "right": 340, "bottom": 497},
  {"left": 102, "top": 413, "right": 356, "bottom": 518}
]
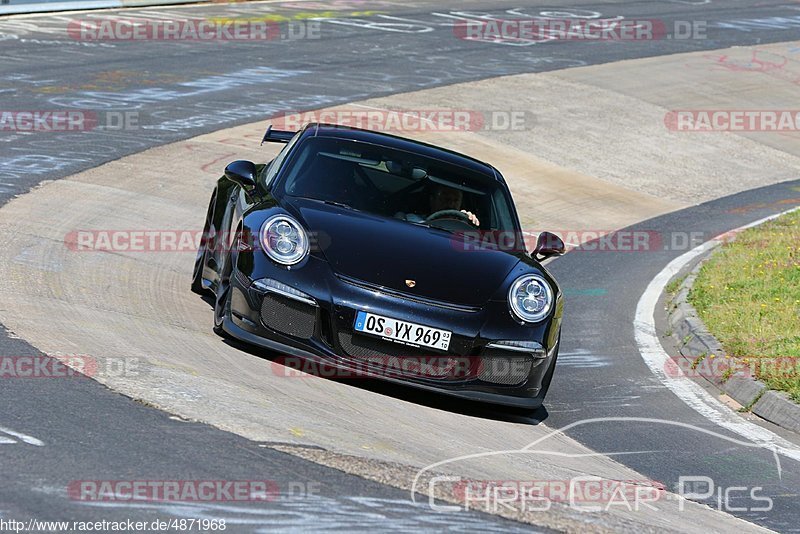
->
[{"left": 278, "top": 136, "right": 519, "bottom": 234}]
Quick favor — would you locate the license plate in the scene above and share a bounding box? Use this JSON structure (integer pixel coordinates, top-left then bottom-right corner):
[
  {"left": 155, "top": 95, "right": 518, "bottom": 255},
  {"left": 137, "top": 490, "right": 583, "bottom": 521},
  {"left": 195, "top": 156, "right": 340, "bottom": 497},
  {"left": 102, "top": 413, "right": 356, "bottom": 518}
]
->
[{"left": 354, "top": 311, "right": 451, "bottom": 351}]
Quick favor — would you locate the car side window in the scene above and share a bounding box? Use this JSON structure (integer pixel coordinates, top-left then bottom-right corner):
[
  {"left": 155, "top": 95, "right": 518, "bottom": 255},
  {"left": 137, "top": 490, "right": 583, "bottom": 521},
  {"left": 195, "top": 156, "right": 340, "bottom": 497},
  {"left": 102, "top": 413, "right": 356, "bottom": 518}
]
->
[{"left": 263, "top": 132, "right": 302, "bottom": 186}]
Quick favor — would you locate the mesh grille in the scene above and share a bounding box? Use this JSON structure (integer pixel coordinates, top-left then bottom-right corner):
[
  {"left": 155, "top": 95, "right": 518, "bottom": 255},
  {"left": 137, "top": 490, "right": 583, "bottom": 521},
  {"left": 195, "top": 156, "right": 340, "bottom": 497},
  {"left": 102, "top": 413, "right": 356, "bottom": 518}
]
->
[
  {"left": 338, "top": 332, "right": 463, "bottom": 379},
  {"left": 260, "top": 294, "right": 316, "bottom": 339},
  {"left": 477, "top": 348, "right": 533, "bottom": 385}
]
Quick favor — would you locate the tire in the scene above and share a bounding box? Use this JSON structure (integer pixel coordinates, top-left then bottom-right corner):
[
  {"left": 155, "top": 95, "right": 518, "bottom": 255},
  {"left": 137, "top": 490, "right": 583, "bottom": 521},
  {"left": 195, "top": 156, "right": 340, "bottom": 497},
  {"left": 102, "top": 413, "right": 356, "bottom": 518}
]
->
[
  {"left": 191, "top": 239, "right": 209, "bottom": 295},
  {"left": 192, "top": 196, "right": 215, "bottom": 296},
  {"left": 212, "top": 251, "right": 232, "bottom": 338}
]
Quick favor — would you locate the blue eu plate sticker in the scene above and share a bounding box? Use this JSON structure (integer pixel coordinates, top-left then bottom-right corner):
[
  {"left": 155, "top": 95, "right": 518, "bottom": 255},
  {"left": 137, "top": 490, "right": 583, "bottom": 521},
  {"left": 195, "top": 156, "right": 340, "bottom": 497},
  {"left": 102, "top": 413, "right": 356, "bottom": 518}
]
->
[{"left": 354, "top": 311, "right": 367, "bottom": 331}]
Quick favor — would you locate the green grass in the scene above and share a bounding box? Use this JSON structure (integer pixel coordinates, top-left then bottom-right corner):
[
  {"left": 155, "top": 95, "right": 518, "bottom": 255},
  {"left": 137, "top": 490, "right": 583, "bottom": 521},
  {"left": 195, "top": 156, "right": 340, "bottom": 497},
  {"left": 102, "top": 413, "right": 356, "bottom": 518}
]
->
[
  {"left": 666, "top": 274, "right": 687, "bottom": 295},
  {"left": 688, "top": 209, "right": 800, "bottom": 402}
]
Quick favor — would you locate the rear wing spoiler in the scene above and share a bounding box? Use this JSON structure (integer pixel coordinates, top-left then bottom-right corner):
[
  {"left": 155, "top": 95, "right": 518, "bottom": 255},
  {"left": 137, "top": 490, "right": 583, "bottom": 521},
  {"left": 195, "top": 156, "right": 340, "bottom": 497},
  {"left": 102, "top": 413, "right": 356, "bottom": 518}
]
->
[{"left": 261, "top": 125, "right": 295, "bottom": 145}]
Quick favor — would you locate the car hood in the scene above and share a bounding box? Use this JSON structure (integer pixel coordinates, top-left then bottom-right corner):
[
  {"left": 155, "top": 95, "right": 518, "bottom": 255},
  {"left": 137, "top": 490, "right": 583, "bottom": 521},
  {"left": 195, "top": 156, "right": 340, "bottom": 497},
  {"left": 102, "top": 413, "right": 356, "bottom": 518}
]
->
[{"left": 289, "top": 198, "right": 520, "bottom": 307}]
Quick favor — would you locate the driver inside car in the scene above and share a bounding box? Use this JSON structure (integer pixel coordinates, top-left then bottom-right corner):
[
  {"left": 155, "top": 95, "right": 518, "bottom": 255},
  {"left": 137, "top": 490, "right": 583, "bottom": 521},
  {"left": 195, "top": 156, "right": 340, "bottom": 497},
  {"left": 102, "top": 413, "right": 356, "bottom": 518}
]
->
[{"left": 397, "top": 183, "right": 480, "bottom": 227}]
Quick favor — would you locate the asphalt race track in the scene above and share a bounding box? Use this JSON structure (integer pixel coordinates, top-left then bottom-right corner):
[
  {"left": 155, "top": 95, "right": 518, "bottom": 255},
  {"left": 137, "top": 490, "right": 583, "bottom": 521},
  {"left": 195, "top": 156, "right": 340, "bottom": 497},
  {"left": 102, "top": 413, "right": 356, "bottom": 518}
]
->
[
  {"left": 546, "top": 181, "right": 800, "bottom": 532},
  {"left": 2, "top": 0, "right": 800, "bottom": 532},
  {"left": 2, "top": 0, "right": 800, "bottom": 198}
]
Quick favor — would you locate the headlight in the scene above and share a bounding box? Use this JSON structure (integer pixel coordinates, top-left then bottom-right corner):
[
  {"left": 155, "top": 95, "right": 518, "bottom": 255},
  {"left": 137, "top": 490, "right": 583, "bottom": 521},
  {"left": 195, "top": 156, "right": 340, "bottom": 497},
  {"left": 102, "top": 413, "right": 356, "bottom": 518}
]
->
[
  {"left": 508, "top": 274, "right": 553, "bottom": 323},
  {"left": 260, "top": 215, "right": 309, "bottom": 266}
]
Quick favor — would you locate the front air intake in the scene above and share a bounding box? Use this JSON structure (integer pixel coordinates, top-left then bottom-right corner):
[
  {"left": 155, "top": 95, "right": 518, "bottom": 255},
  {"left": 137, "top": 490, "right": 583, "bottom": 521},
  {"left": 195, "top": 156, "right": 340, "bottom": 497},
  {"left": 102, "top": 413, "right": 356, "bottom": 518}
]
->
[{"left": 260, "top": 293, "right": 316, "bottom": 339}]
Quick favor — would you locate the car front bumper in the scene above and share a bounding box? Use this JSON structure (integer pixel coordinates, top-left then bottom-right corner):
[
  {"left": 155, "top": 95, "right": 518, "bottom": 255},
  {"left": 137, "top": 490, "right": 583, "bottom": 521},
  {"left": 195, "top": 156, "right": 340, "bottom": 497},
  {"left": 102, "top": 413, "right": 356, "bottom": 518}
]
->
[{"left": 224, "top": 256, "right": 561, "bottom": 408}]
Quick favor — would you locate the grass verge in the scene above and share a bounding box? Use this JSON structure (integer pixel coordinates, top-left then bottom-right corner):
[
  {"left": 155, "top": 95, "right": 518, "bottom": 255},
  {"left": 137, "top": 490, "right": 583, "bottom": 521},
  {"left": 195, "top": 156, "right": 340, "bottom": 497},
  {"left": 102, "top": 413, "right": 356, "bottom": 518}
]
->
[{"left": 689, "top": 209, "right": 800, "bottom": 402}]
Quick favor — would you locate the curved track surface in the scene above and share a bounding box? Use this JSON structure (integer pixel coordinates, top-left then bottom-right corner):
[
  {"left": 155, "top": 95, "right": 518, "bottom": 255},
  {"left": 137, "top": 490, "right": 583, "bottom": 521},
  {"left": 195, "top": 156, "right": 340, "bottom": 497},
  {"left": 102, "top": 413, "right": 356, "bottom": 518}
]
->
[
  {"left": 2, "top": 1, "right": 800, "bottom": 532},
  {"left": 2, "top": 0, "right": 800, "bottom": 197},
  {"left": 546, "top": 182, "right": 800, "bottom": 532}
]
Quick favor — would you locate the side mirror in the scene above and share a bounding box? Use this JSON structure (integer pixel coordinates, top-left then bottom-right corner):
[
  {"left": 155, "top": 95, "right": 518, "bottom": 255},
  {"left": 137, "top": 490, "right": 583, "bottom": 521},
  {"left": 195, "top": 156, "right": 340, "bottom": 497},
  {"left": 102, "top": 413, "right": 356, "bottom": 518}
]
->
[
  {"left": 224, "top": 160, "right": 257, "bottom": 191},
  {"left": 533, "top": 231, "right": 566, "bottom": 259}
]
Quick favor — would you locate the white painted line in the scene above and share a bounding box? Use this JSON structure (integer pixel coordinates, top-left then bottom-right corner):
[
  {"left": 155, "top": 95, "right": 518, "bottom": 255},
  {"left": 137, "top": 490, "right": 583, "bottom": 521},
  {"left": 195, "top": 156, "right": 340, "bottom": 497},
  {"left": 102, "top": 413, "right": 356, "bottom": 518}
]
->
[
  {"left": 634, "top": 207, "right": 800, "bottom": 462},
  {"left": 0, "top": 425, "right": 45, "bottom": 446}
]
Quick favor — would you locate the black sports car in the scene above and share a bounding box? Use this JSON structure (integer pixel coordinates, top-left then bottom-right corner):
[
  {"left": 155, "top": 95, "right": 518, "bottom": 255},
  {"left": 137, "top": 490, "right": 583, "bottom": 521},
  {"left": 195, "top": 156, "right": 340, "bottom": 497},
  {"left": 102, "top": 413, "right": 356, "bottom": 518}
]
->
[{"left": 192, "top": 123, "right": 565, "bottom": 409}]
